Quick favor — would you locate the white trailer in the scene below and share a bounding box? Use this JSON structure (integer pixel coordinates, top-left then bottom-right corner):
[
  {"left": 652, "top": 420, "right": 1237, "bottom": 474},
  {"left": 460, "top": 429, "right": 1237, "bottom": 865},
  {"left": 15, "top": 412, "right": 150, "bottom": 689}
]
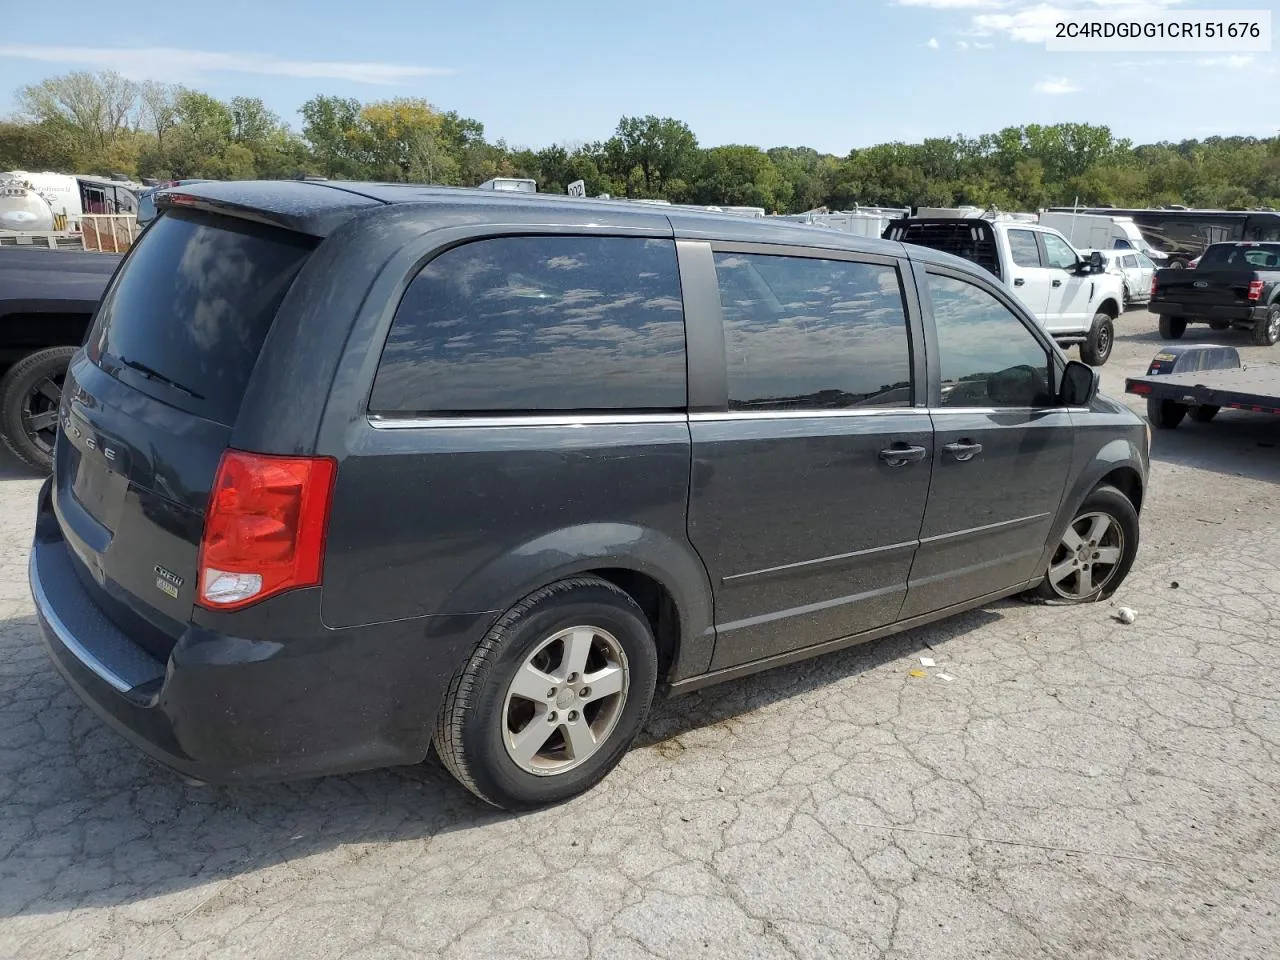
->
[
  {"left": 777, "top": 207, "right": 910, "bottom": 238},
  {"left": 1038, "top": 211, "right": 1169, "bottom": 263}
]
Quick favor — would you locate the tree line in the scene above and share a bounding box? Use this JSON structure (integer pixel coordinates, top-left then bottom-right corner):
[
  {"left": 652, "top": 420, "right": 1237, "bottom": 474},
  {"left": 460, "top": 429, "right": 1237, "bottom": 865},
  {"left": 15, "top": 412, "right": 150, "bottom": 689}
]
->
[{"left": 2, "top": 69, "right": 1279, "bottom": 213}]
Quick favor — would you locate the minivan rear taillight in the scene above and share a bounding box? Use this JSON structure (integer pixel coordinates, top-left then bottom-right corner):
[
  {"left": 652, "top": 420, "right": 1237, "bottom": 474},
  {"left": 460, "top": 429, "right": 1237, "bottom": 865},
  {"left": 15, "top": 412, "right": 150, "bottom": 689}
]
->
[
  {"left": 1150, "top": 276, "right": 1157, "bottom": 299},
  {"left": 197, "top": 451, "right": 336, "bottom": 610},
  {"left": 1248, "top": 279, "right": 1264, "bottom": 301}
]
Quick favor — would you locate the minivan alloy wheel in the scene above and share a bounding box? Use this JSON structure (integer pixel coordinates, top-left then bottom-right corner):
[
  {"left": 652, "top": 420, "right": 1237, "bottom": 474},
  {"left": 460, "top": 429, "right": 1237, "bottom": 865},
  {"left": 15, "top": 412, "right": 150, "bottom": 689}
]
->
[
  {"left": 1046, "top": 511, "right": 1125, "bottom": 600},
  {"left": 502, "top": 625, "right": 630, "bottom": 775}
]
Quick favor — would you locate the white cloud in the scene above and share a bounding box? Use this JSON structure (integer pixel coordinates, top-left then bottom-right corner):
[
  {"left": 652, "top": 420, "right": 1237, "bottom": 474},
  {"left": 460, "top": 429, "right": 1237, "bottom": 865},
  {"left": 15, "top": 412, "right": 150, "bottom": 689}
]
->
[
  {"left": 1033, "top": 76, "right": 1081, "bottom": 94},
  {"left": 895, "top": 0, "right": 1010, "bottom": 8},
  {"left": 957, "top": 40, "right": 970, "bottom": 49},
  {"left": 0, "top": 43, "right": 455, "bottom": 85},
  {"left": 926, "top": 37, "right": 941, "bottom": 49},
  {"left": 1197, "top": 54, "right": 1255, "bottom": 69}
]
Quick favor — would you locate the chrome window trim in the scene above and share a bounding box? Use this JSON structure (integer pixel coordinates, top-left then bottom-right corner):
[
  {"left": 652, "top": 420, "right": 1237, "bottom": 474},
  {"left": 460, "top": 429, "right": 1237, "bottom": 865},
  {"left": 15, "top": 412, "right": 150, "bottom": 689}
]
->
[
  {"left": 368, "top": 412, "right": 689, "bottom": 429},
  {"left": 690, "top": 407, "right": 918, "bottom": 422},
  {"left": 927, "top": 406, "right": 1077, "bottom": 415},
  {"left": 367, "top": 405, "right": 1091, "bottom": 428}
]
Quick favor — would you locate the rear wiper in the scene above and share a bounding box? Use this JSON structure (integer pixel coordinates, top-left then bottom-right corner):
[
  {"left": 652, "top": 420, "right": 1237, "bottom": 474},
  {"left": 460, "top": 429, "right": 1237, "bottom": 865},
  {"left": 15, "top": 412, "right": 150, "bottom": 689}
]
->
[{"left": 116, "top": 356, "right": 204, "bottom": 400}]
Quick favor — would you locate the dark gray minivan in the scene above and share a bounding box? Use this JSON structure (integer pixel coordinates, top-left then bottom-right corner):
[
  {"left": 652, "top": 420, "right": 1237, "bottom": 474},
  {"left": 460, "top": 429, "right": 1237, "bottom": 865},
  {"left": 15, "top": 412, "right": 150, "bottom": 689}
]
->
[{"left": 30, "top": 182, "right": 1149, "bottom": 809}]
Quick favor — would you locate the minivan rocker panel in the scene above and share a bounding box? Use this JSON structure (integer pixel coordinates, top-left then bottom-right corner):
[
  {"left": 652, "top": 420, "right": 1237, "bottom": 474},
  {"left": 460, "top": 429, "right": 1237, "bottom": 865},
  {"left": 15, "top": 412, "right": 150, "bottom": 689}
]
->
[{"left": 30, "top": 181, "right": 1149, "bottom": 809}]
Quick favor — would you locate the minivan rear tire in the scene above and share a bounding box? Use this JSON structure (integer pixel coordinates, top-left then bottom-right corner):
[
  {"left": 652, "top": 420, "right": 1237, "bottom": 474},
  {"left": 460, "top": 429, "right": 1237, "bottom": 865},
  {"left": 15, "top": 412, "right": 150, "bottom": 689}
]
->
[{"left": 434, "top": 576, "right": 658, "bottom": 810}]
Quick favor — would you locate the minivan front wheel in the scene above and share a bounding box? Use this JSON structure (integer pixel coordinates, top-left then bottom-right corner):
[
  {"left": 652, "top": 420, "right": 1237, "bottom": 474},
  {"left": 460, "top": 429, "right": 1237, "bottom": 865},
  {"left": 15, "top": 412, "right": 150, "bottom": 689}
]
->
[
  {"left": 1033, "top": 485, "right": 1139, "bottom": 603},
  {"left": 434, "top": 576, "right": 658, "bottom": 809}
]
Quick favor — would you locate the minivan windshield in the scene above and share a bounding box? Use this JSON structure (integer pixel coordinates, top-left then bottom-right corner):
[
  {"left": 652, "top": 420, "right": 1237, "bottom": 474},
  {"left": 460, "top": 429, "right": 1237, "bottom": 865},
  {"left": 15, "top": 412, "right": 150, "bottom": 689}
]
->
[{"left": 87, "top": 210, "right": 315, "bottom": 425}]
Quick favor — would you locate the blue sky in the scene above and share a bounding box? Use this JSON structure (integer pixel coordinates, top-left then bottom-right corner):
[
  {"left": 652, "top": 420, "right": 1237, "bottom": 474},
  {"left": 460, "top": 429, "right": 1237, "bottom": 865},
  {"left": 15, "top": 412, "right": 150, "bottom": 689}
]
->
[{"left": 1, "top": 0, "right": 1276, "bottom": 154}]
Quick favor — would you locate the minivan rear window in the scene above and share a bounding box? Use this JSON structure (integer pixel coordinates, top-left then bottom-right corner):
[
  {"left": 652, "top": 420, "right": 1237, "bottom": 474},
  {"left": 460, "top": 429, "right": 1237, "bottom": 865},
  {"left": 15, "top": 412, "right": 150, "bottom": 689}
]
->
[
  {"left": 370, "top": 236, "right": 686, "bottom": 415},
  {"left": 87, "top": 210, "right": 314, "bottom": 425}
]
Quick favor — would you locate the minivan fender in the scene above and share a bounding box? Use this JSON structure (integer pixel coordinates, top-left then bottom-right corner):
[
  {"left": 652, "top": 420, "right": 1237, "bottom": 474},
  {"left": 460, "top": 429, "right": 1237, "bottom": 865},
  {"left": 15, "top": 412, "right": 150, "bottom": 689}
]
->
[
  {"left": 439, "top": 522, "right": 717, "bottom": 680},
  {"left": 1035, "top": 437, "right": 1146, "bottom": 577}
]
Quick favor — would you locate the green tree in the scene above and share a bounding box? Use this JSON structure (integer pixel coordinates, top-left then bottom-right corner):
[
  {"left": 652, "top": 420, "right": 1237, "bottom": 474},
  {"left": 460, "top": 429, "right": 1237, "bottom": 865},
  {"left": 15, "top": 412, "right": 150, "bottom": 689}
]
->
[
  {"left": 689, "top": 145, "right": 783, "bottom": 211},
  {"left": 300, "top": 94, "right": 364, "bottom": 178},
  {"left": 603, "top": 116, "right": 698, "bottom": 197},
  {"left": 16, "top": 70, "right": 139, "bottom": 156}
]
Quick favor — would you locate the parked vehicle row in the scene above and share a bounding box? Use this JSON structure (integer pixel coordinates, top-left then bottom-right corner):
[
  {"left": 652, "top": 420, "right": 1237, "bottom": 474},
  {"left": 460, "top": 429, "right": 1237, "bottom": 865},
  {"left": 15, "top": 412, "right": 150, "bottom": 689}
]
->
[
  {"left": 1046, "top": 206, "right": 1280, "bottom": 270},
  {"left": 1083, "top": 248, "right": 1157, "bottom": 307},
  {"left": 27, "top": 181, "right": 1148, "bottom": 809},
  {"left": 1149, "top": 241, "right": 1280, "bottom": 346}
]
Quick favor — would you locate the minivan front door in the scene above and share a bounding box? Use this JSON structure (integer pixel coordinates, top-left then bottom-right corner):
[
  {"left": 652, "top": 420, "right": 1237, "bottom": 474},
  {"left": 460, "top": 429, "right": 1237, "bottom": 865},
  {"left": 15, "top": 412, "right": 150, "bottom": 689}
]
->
[
  {"left": 902, "top": 268, "right": 1074, "bottom": 619},
  {"left": 685, "top": 246, "right": 932, "bottom": 671}
]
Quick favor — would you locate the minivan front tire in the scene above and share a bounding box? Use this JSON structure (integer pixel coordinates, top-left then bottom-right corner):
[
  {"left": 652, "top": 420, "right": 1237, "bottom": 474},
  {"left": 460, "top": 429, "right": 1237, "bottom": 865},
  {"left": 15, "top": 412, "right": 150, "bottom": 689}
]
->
[
  {"left": 434, "top": 576, "right": 658, "bottom": 810},
  {"left": 1032, "top": 484, "right": 1139, "bottom": 604}
]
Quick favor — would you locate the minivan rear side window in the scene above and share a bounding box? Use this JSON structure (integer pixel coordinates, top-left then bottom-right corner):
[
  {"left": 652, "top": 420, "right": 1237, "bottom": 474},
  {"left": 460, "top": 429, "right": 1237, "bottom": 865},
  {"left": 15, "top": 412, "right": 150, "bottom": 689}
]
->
[
  {"left": 370, "top": 236, "right": 686, "bottom": 415},
  {"left": 712, "top": 252, "right": 913, "bottom": 410},
  {"left": 88, "top": 210, "right": 314, "bottom": 426}
]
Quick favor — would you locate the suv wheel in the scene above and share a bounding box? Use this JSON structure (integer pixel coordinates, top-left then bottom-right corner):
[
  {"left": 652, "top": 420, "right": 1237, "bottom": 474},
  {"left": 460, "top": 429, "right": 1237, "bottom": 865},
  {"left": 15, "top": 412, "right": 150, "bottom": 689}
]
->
[
  {"left": 0, "top": 345, "right": 77, "bottom": 473},
  {"left": 1079, "top": 312, "right": 1114, "bottom": 366},
  {"left": 1158, "top": 315, "right": 1186, "bottom": 340},
  {"left": 434, "top": 576, "right": 658, "bottom": 809},
  {"left": 1032, "top": 485, "right": 1139, "bottom": 604},
  {"left": 1252, "top": 304, "right": 1280, "bottom": 346}
]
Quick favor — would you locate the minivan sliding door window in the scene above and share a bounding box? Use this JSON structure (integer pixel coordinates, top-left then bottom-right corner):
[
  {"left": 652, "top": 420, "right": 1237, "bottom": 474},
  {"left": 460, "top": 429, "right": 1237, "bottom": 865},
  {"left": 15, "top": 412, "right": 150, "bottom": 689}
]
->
[{"left": 711, "top": 252, "right": 913, "bottom": 411}]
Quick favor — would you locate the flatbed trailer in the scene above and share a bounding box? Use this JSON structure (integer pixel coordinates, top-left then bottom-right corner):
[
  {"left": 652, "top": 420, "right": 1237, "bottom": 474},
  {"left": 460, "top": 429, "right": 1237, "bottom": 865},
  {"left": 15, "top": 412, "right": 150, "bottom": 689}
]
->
[{"left": 1125, "top": 343, "right": 1280, "bottom": 428}]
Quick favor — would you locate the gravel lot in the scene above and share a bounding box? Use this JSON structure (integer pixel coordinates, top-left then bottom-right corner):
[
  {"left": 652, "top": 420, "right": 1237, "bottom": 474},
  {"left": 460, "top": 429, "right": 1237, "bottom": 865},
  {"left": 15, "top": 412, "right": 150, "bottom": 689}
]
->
[{"left": 1, "top": 308, "right": 1277, "bottom": 960}]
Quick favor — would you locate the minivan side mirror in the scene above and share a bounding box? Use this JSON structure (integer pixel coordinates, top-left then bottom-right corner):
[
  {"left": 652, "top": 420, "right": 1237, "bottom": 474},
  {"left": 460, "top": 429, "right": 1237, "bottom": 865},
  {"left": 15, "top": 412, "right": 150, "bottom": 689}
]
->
[{"left": 1060, "top": 360, "right": 1099, "bottom": 406}]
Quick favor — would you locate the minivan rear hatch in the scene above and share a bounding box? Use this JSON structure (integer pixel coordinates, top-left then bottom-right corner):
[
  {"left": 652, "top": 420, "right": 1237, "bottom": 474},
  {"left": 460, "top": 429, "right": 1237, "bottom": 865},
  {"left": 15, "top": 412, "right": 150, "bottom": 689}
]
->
[{"left": 53, "top": 209, "right": 316, "bottom": 659}]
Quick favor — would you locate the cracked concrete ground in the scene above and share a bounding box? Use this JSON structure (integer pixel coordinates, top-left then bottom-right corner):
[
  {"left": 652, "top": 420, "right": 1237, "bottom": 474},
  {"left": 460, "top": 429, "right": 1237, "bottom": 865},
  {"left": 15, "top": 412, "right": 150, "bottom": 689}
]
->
[{"left": 1, "top": 309, "right": 1277, "bottom": 959}]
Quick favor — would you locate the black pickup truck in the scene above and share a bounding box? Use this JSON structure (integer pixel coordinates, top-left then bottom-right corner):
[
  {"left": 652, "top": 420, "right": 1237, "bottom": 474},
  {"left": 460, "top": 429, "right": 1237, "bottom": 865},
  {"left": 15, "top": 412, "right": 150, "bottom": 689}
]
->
[
  {"left": 0, "top": 248, "right": 121, "bottom": 469},
  {"left": 1149, "top": 241, "right": 1280, "bottom": 346}
]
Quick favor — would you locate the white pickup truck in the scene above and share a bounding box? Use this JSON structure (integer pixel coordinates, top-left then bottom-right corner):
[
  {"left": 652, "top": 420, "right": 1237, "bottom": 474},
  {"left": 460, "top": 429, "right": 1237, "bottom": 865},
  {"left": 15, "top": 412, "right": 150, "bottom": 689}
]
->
[{"left": 883, "top": 216, "right": 1125, "bottom": 366}]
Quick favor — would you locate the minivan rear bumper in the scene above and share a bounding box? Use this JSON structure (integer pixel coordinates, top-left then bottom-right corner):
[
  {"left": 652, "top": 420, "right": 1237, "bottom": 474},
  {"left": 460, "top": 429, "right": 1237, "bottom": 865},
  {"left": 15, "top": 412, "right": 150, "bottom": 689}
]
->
[{"left": 30, "top": 477, "right": 485, "bottom": 784}]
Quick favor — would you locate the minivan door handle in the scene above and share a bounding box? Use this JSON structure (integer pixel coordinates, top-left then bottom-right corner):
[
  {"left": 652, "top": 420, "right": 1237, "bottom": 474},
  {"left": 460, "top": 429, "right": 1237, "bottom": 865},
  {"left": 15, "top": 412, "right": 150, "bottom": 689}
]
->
[
  {"left": 879, "top": 443, "right": 928, "bottom": 467},
  {"left": 1013, "top": 277, "right": 1026, "bottom": 286},
  {"left": 942, "top": 440, "right": 984, "bottom": 462},
  {"left": 1052, "top": 278, "right": 1063, "bottom": 287}
]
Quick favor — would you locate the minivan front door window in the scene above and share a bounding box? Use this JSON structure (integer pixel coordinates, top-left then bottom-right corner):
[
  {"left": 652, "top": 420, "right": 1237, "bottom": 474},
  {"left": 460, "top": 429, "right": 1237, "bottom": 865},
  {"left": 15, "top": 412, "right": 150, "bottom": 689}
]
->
[{"left": 928, "top": 273, "right": 1052, "bottom": 408}]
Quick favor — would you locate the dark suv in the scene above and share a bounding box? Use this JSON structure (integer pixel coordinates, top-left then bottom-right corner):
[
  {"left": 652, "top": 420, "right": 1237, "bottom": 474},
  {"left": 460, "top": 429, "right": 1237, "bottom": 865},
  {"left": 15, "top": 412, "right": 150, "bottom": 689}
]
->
[{"left": 30, "top": 182, "right": 1149, "bottom": 809}]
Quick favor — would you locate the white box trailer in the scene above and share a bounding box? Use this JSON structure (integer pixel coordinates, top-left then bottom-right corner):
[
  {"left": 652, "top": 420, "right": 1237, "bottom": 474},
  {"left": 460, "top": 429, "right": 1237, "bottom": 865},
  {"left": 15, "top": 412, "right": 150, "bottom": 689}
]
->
[
  {"left": 778, "top": 207, "right": 910, "bottom": 238},
  {"left": 1038, "top": 211, "right": 1169, "bottom": 263}
]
